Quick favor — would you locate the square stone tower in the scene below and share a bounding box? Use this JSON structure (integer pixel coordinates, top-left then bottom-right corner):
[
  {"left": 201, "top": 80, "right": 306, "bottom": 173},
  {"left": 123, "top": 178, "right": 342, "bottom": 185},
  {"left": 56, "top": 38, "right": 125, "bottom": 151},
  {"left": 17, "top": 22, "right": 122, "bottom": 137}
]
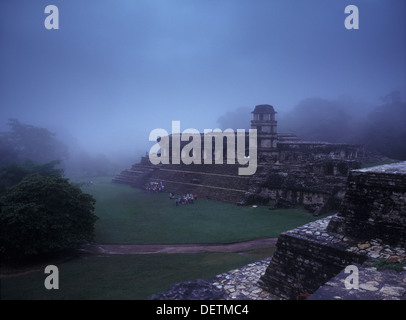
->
[{"left": 251, "top": 104, "right": 278, "bottom": 155}]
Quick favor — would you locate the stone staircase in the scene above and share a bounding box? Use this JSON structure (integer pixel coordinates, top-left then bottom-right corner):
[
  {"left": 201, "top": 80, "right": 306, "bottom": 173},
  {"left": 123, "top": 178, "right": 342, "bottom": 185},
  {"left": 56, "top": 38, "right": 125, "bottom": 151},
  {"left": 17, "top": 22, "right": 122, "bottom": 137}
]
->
[
  {"left": 147, "top": 177, "right": 247, "bottom": 203},
  {"left": 112, "top": 164, "right": 156, "bottom": 188},
  {"left": 146, "top": 166, "right": 250, "bottom": 203},
  {"left": 112, "top": 158, "right": 251, "bottom": 203}
]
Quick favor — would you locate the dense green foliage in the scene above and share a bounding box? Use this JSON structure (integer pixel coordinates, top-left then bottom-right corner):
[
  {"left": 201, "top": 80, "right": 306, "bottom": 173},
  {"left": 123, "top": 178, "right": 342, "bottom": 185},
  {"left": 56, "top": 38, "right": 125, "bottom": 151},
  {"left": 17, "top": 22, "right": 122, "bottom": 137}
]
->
[
  {"left": 0, "top": 160, "right": 64, "bottom": 195},
  {"left": 0, "top": 174, "right": 98, "bottom": 259}
]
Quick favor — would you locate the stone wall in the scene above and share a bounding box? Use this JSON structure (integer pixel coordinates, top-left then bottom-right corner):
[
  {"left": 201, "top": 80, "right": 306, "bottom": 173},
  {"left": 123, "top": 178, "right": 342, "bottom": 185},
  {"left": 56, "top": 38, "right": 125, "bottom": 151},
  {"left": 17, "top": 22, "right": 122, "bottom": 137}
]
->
[
  {"left": 242, "top": 159, "right": 361, "bottom": 213},
  {"left": 327, "top": 162, "right": 406, "bottom": 246},
  {"left": 259, "top": 217, "right": 368, "bottom": 299},
  {"left": 277, "top": 142, "right": 364, "bottom": 162},
  {"left": 260, "top": 161, "right": 406, "bottom": 299}
]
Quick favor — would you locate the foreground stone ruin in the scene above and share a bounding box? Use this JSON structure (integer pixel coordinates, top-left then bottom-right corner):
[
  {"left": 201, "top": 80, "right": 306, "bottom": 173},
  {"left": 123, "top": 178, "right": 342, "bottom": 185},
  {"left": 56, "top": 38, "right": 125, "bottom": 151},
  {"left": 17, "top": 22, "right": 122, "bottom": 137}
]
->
[
  {"left": 327, "top": 163, "right": 406, "bottom": 245},
  {"left": 259, "top": 161, "right": 406, "bottom": 299}
]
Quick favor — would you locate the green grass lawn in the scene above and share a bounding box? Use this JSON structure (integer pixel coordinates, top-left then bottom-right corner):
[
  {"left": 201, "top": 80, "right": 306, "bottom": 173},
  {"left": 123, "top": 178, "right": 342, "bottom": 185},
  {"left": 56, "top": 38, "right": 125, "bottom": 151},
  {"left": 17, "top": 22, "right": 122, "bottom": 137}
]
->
[
  {"left": 83, "top": 177, "right": 330, "bottom": 244},
  {"left": 1, "top": 176, "right": 333, "bottom": 300},
  {"left": 1, "top": 247, "right": 275, "bottom": 300}
]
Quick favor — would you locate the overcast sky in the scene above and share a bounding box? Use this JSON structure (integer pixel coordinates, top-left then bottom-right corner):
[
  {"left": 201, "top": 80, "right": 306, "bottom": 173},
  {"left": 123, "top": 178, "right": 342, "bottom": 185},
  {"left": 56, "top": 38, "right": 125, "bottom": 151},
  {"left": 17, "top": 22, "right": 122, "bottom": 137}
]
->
[{"left": 0, "top": 0, "right": 405, "bottom": 161}]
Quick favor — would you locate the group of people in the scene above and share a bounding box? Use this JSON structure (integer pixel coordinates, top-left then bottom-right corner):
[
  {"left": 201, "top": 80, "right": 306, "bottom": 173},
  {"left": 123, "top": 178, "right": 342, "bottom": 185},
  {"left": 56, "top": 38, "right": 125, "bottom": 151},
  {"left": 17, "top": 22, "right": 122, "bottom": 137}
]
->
[
  {"left": 144, "top": 182, "right": 199, "bottom": 206},
  {"left": 144, "top": 181, "right": 165, "bottom": 193},
  {"left": 170, "top": 192, "right": 198, "bottom": 206}
]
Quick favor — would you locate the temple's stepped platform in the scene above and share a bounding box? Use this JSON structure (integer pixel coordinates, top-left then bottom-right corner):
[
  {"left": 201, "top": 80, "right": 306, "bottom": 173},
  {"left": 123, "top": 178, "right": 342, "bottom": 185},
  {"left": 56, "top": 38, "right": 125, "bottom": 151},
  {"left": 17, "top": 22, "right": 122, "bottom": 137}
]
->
[
  {"left": 112, "top": 160, "right": 251, "bottom": 203},
  {"left": 112, "top": 165, "right": 156, "bottom": 187},
  {"left": 151, "top": 168, "right": 249, "bottom": 190},
  {"left": 152, "top": 179, "right": 247, "bottom": 203},
  {"left": 148, "top": 167, "right": 250, "bottom": 203},
  {"left": 161, "top": 162, "right": 246, "bottom": 175}
]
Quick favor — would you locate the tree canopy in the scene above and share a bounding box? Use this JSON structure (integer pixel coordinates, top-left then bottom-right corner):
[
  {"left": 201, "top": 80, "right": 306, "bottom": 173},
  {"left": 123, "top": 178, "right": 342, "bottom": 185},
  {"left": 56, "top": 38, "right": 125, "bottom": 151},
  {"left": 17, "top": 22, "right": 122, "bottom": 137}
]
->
[
  {"left": 279, "top": 93, "right": 406, "bottom": 160},
  {"left": 0, "top": 160, "right": 64, "bottom": 195},
  {"left": 0, "top": 174, "right": 98, "bottom": 259},
  {"left": 0, "top": 119, "right": 69, "bottom": 165}
]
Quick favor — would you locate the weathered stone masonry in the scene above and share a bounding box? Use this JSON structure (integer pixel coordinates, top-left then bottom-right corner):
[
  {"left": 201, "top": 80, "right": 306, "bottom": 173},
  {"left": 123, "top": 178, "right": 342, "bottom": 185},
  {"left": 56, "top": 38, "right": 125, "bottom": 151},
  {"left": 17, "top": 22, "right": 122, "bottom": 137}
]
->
[
  {"left": 327, "top": 163, "right": 406, "bottom": 246},
  {"left": 259, "top": 217, "right": 368, "bottom": 299},
  {"left": 113, "top": 104, "right": 370, "bottom": 210},
  {"left": 259, "top": 161, "right": 406, "bottom": 299}
]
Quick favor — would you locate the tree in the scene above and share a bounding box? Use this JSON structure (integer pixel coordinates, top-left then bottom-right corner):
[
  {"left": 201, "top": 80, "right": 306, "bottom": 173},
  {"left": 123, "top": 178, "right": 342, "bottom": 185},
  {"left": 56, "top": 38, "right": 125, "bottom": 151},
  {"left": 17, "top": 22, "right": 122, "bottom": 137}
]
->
[
  {"left": 0, "top": 160, "right": 64, "bottom": 195},
  {"left": 0, "top": 174, "right": 98, "bottom": 259},
  {"left": 63, "top": 151, "right": 121, "bottom": 178},
  {"left": 217, "top": 107, "right": 251, "bottom": 131},
  {"left": 0, "top": 137, "right": 19, "bottom": 165},
  {"left": 278, "top": 94, "right": 406, "bottom": 160},
  {"left": 357, "top": 99, "right": 406, "bottom": 160},
  {"left": 0, "top": 119, "right": 69, "bottom": 165},
  {"left": 279, "top": 98, "right": 352, "bottom": 143}
]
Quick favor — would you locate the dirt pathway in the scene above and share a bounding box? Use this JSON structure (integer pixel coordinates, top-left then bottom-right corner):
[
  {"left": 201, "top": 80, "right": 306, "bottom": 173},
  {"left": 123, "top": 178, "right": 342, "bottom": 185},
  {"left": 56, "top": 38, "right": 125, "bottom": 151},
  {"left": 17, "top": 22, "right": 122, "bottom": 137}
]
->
[
  {"left": 80, "top": 238, "right": 278, "bottom": 255},
  {"left": 1, "top": 238, "right": 278, "bottom": 278}
]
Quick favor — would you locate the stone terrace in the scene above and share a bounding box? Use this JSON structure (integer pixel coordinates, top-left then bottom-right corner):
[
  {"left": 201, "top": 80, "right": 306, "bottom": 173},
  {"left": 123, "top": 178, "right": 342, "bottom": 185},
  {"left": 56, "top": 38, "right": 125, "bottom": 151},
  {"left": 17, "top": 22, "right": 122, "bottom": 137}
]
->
[
  {"left": 308, "top": 265, "right": 406, "bottom": 300},
  {"left": 259, "top": 215, "right": 406, "bottom": 299},
  {"left": 327, "top": 161, "right": 406, "bottom": 245},
  {"left": 260, "top": 161, "right": 406, "bottom": 299},
  {"left": 148, "top": 166, "right": 250, "bottom": 203}
]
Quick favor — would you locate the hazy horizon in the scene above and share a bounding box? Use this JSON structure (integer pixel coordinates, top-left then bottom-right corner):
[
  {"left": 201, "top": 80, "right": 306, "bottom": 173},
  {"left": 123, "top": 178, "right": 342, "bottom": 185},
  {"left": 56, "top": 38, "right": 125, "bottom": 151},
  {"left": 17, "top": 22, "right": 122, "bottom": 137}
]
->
[{"left": 1, "top": 0, "right": 405, "bottom": 166}]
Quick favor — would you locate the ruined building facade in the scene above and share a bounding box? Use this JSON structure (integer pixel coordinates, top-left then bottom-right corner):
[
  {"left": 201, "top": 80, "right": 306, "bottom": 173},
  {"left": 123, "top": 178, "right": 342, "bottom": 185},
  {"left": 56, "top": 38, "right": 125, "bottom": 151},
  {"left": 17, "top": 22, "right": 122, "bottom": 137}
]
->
[{"left": 113, "top": 104, "right": 368, "bottom": 213}]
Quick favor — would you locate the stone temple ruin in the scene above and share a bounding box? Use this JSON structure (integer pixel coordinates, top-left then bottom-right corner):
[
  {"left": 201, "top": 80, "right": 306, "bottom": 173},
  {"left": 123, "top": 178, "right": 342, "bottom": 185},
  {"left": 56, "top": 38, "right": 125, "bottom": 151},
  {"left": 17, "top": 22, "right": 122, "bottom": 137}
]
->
[
  {"left": 113, "top": 104, "right": 370, "bottom": 214},
  {"left": 114, "top": 104, "right": 405, "bottom": 299},
  {"left": 260, "top": 161, "right": 406, "bottom": 299}
]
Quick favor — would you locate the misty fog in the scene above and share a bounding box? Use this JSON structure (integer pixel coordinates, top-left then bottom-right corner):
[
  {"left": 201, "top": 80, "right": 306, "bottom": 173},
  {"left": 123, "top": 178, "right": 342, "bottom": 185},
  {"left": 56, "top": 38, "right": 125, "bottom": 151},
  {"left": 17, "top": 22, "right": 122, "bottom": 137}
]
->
[
  {"left": 0, "top": 1, "right": 405, "bottom": 177},
  {"left": 215, "top": 93, "right": 406, "bottom": 161}
]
